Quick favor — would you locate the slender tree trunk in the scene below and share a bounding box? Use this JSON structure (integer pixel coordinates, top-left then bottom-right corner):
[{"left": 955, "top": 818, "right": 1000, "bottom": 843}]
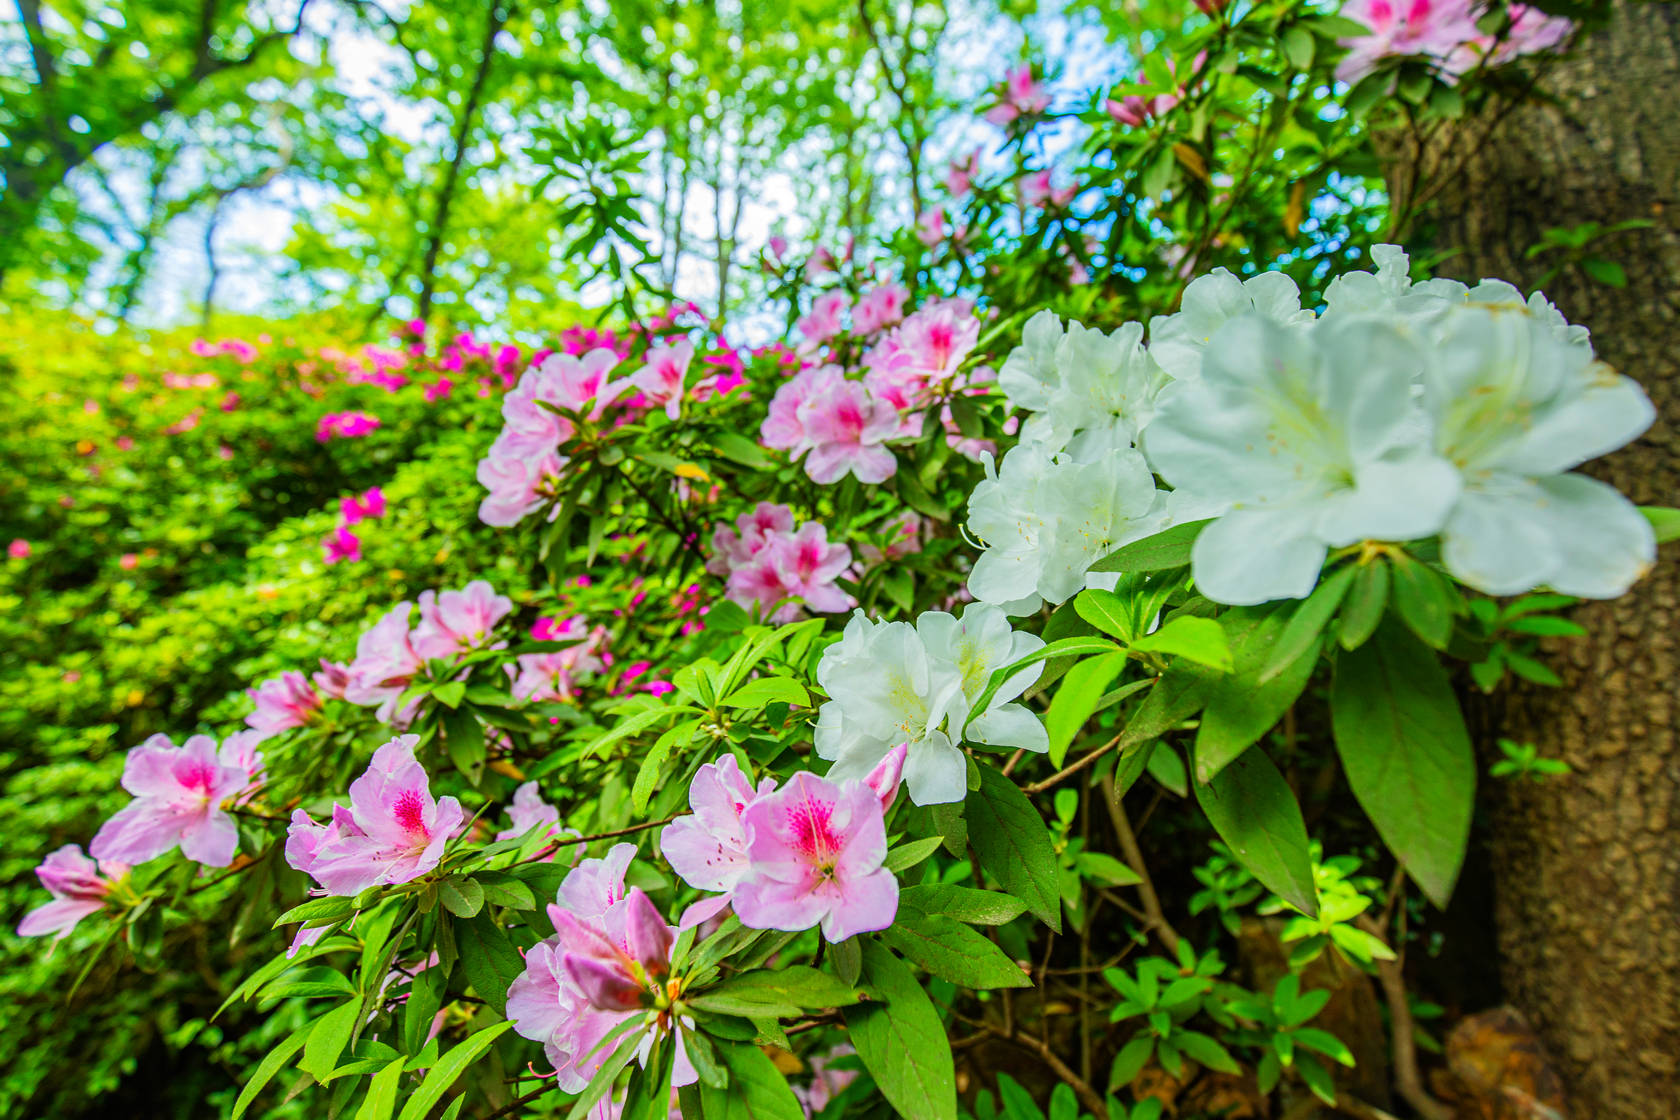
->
[
  {"left": 1392, "top": 5, "right": 1680, "bottom": 1115},
  {"left": 415, "top": 0, "right": 507, "bottom": 321}
]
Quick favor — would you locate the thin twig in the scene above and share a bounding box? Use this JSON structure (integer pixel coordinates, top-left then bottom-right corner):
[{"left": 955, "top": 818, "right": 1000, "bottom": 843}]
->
[
  {"left": 1356, "top": 912, "right": 1451, "bottom": 1120},
  {"left": 1024, "top": 733, "right": 1123, "bottom": 794},
  {"left": 1098, "top": 775, "right": 1182, "bottom": 954}
]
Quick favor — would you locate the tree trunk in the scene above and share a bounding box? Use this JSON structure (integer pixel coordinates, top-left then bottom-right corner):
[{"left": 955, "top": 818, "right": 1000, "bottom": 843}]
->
[{"left": 1396, "top": 4, "right": 1680, "bottom": 1115}]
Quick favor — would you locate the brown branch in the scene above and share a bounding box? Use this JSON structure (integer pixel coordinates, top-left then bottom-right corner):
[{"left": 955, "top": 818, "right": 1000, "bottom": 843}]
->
[
  {"left": 1098, "top": 774, "right": 1182, "bottom": 954},
  {"left": 1356, "top": 911, "right": 1451, "bottom": 1120},
  {"left": 1024, "top": 732, "right": 1124, "bottom": 794}
]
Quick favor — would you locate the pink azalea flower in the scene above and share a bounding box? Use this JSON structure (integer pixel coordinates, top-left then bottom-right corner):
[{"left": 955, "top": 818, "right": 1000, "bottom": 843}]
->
[
  {"left": 341, "top": 487, "right": 386, "bottom": 525},
  {"left": 852, "top": 284, "right": 909, "bottom": 336},
  {"left": 661, "top": 755, "right": 779, "bottom": 928},
  {"left": 800, "top": 379, "right": 902, "bottom": 485},
  {"left": 424, "top": 377, "right": 454, "bottom": 402},
  {"left": 316, "top": 411, "right": 382, "bottom": 441},
  {"left": 90, "top": 733, "right": 260, "bottom": 868},
  {"left": 246, "top": 671, "right": 324, "bottom": 739},
  {"left": 9, "top": 539, "right": 31, "bottom": 560},
  {"left": 760, "top": 365, "right": 844, "bottom": 455},
  {"left": 344, "top": 602, "right": 426, "bottom": 724},
  {"left": 510, "top": 629, "right": 607, "bottom": 703},
  {"left": 735, "top": 771, "right": 899, "bottom": 942},
  {"left": 858, "top": 510, "right": 928, "bottom": 567},
  {"left": 945, "top": 149, "right": 981, "bottom": 196},
  {"left": 496, "top": 780, "right": 569, "bottom": 841},
  {"left": 984, "top": 64, "right": 1051, "bottom": 126},
  {"left": 1018, "top": 169, "right": 1077, "bottom": 210},
  {"left": 314, "top": 659, "right": 353, "bottom": 699},
  {"left": 706, "top": 503, "right": 797, "bottom": 577},
  {"left": 17, "top": 845, "right": 126, "bottom": 939},
  {"left": 410, "top": 580, "right": 513, "bottom": 660},
  {"left": 726, "top": 523, "right": 855, "bottom": 622},
  {"left": 323, "top": 525, "right": 361, "bottom": 565},
  {"left": 119, "top": 553, "right": 139, "bottom": 570},
  {"left": 796, "top": 1045, "right": 862, "bottom": 1115},
  {"left": 915, "top": 207, "right": 947, "bottom": 248},
  {"left": 1336, "top": 0, "right": 1480, "bottom": 83},
  {"left": 628, "top": 340, "right": 695, "bottom": 420},
  {"left": 477, "top": 448, "right": 566, "bottom": 527},
  {"left": 507, "top": 845, "right": 697, "bottom": 1091},
  {"left": 795, "top": 291, "right": 850, "bottom": 346},
  {"left": 286, "top": 735, "right": 465, "bottom": 895}
]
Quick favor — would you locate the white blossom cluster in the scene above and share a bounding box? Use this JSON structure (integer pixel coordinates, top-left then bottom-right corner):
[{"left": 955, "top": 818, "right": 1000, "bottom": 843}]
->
[
  {"left": 969, "top": 246, "right": 1657, "bottom": 608},
  {"left": 814, "top": 603, "right": 1047, "bottom": 805}
]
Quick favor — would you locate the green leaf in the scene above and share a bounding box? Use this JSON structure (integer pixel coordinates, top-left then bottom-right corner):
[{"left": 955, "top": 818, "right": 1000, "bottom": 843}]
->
[
  {"left": 1582, "top": 256, "right": 1628, "bottom": 287},
  {"left": 1045, "top": 651, "right": 1125, "bottom": 767},
  {"left": 1338, "top": 560, "right": 1390, "bottom": 650},
  {"left": 403, "top": 966, "right": 448, "bottom": 1055},
  {"left": 1296, "top": 1054, "right": 1338, "bottom": 1105},
  {"left": 230, "top": 1026, "right": 309, "bottom": 1120},
  {"left": 1331, "top": 620, "right": 1475, "bottom": 907},
  {"left": 967, "top": 762, "right": 1062, "bottom": 932},
  {"left": 1260, "top": 565, "right": 1357, "bottom": 683},
  {"left": 966, "top": 637, "right": 1121, "bottom": 729},
  {"left": 1088, "top": 520, "right": 1211, "bottom": 574},
  {"left": 474, "top": 870, "right": 538, "bottom": 911},
  {"left": 439, "top": 876, "right": 485, "bottom": 919},
  {"left": 1387, "top": 551, "right": 1458, "bottom": 650},
  {"left": 1074, "top": 589, "right": 1133, "bottom": 641},
  {"left": 1640, "top": 505, "right": 1680, "bottom": 544},
  {"left": 587, "top": 705, "right": 682, "bottom": 758},
  {"left": 1109, "top": 1034, "right": 1155, "bottom": 1088},
  {"left": 1131, "top": 615, "right": 1232, "bottom": 671},
  {"left": 456, "top": 913, "right": 526, "bottom": 1017},
  {"left": 721, "top": 676, "right": 811, "bottom": 711},
  {"left": 845, "top": 941, "right": 957, "bottom": 1120},
  {"left": 1195, "top": 607, "right": 1318, "bottom": 784},
  {"left": 882, "top": 910, "right": 1030, "bottom": 989},
  {"left": 1294, "top": 1028, "right": 1357, "bottom": 1067},
  {"left": 395, "top": 1022, "right": 515, "bottom": 1120},
  {"left": 300, "top": 997, "right": 362, "bottom": 1081},
  {"left": 884, "top": 835, "right": 947, "bottom": 874},
  {"left": 709, "top": 431, "right": 776, "bottom": 470},
  {"left": 354, "top": 1056, "right": 408, "bottom": 1120},
  {"left": 273, "top": 895, "right": 357, "bottom": 929},
  {"left": 688, "top": 967, "right": 863, "bottom": 1019},
  {"left": 700, "top": 1039, "right": 805, "bottom": 1120},
  {"left": 443, "top": 707, "right": 486, "bottom": 778},
  {"left": 1175, "top": 1029, "right": 1241, "bottom": 1074},
  {"left": 433, "top": 681, "right": 466, "bottom": 709},
  {"left": 900, "top": 884, "right": 1028, "bottom": 926},
  {"left": 1193, "top": 749, "right": 1317, "bottom": 918}
]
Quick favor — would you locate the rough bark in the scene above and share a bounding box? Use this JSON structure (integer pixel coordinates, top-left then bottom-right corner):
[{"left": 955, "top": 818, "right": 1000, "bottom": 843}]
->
[{"left": 1391, "top": 3, "right": 1680, "bottom": 1115}]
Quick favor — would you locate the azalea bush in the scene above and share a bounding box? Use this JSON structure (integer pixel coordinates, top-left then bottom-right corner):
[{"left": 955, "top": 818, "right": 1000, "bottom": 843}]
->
[{"left": 6, "top": 0, "right": 1660, "bottom": 1118}]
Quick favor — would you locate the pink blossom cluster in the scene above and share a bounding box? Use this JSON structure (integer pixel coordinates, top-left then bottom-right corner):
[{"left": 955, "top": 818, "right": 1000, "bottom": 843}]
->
[
  {"left": 286, "top": 735, "right": 464, "bottom": 896},
  {"left": 1018, "top": 169, "right": 1077, "bottom": 210},
  {"left": 246, "top": 671, "right": 325, "bottom": 740},
  {"left": 89, "top": 732, "right": 266, "bottom": 869},
  {"left": 915, "top": 206, "right": 970, "bottom": 250},
  {"left": 1337, "top": 0, "right": 1571, "bottom": 85},
  {"left": 983, "top": 64, "right": 1052, "bottom": 128},
  {"left": 660, "top": 748, "right": 904, "bottom": 942},
  {"left": 323, "top": 486, "right": 386, "bottom": 565},
  {"left": 17, "top": 845, "right": 127, "bottom": 940},
  {"left": 316, "top": 411, "right": 382, "bottom": 442},
  {"left": 477, "top": 349, "right": 625, "bottom": 527},
  {"left": 706, "top": 503, "right": 856, "bottom": 622},
  {"left": 510, "top": 616, "right": 609, "bottom": 703},
  {"left": 945, "top": 149, "right": 981, "bottom": 197},
  {"left": 507, "top": 844, "right": 697, "bottom": 1091},
  {"left": 1106, "top": 53, "right": 1205, "bottom": 127},
  {"left": 341, "top": 580, "right": 514, "bottom": 725},
  {"left": 164, "top": 372, "right": 221, "bottom": 389},
  {"left": 764, "top": 295, "right": 985, "bottom": 483},
  {"left": 190, "top": 338, "right": 259, "bottom": 363}
]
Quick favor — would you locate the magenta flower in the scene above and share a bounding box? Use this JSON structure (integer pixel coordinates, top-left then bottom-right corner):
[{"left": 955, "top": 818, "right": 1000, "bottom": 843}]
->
[
  {"left": 510, "top": 627, "right": 606, "bottom": 704},
  {"left": 246, "top": 671, "right": 324, "bottom": 739},
  {"left": 984, "top": 64, "right": 1051, "bottom": 127},
  {"left": 477, "top": 448, "right": 566, "bottom": 527},
  {"left": 313, "top": 659, "right": 353, "bottom": 699},
  {"left": 90, "top": 733, "right": 261, "bottom": 868},
  {"left": 8, "top": 539, "right": 29, "bottom": 560},
  {"left": 1018, "top": 169, "right": 1076, "bottom": 210},
  {"left": 344, "top": 602, "right": 425, "bottom": 724},
  {"left": 316, "top": 411, "right": 382, "bottom": 441},
  {"left": 915, "top": 207, "right": 947, "bottom": 248},
  {"left": 17, "top": 845, "right": 126, "bottom": 939},
  {"left": 341, "top": 487, "right": 386, "bottom": 525},
  {"left": 661, "top": 755, "right": 778, "bottom": 927},
  {"left": 726, "top": 523, "right": 855, "bottom": 622},
  {"left": 507, "top": 845, "right": 696, "bottom": 1091},
  {"left": 628, "top": 340, "right": 695, "bottom": 420},
  {"left": 323, "top": 525, "right": 361, "bottom": 565},
  {"left": 760, "top": 365, "right": 843, "bottom": 455},
  {"left": 800, "top": 379, "right": 901, "bottom": 485},
  {"left": 735, "top": 771, "right": 898, "bottom": 942},
  {"left": 411, "top": 579, "right": 513, "bottom": 660},
  {"left": 1336, "top": 0, "right": 1480, "bottom": 83},
  {"left": 286, "top": 735, "right": 465, "bottom": 895},
  {"left": 945, "top": 148, "right": 980, "bottom": 196},
  {"left": 706, "top": 502, "right": 797, "bottom": 577}
]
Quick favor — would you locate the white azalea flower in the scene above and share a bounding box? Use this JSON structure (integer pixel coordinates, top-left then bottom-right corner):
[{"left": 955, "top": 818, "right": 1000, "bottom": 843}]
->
[
  {"left": 1143, "top": 313, "right": 1461, "bottom": 606},
  {"left": 1424, "top": 302, "right": 1654, "bottom": 597},
  {"left": 1321, "top": 243, "right": 1469, "bottom": 327},
  {"left": 1148, "top": 268, "right": 1314, "bottom": 383},
  {"left": 815, "top": 607, "right": 1049, "bottom": 804},
  {"left": 917, "top": 603, "right": 1048, "bottom": 754},
  {"left": 967, "top": 440, "right": 1164, "bottom": 615},
  {"left": 997, "top": 309, "right": 1066, "bottom": 413},
  {"left": 1037, "top": 320, "right": 1171, "bottom": 458}
]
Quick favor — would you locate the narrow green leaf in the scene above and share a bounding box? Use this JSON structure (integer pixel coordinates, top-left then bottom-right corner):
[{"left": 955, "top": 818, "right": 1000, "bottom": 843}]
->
[
  {"left": 721, "top": 676, "right": 810, "bottom": 710},
  {"left": 1131, "top": 615, "right": 1232, "bottom": 671},
  {"left": 1074, "top": 589, "right": 1133, "bottom": 642},
  {"left": 354, "top": 1057, "right": 407, "bottom": 1120},
  {"left": 967, "top": 763, "right": 1062, "bottom": 932},
  {"left": 1193, "top": 749, "right": 1317, "bottom": 918},
  {"left": 1088, "top": 520, "right": 1211, "bottom": 574},
  {"left": 1260, "top": 565, "right": 1357, "bottom": 683},
  {"left": 700, "top": 1039, "right": 805, "bottom": 1120},
  {"left": 882, "top": 910, "right": 1030, "bottom": 989},
  {"left": 844, "top": 941, "right": 956, "bottom": 1120},
  {"left": 300, "top": 997, "right": 362, "bottom": 1081},
  {"left": 230, "top": 1026, "right": 309, "bottom": 1120},
  {"left": 1338, "top": 559, "right": 1390, "bottom": 650},
  {"left": 883, "top": 835, "right": 947, "bottom": 874},
  {"left": 1387, "top": 551, "right": 1458, "bottom": 650},
  {"left": 1195, "top": 607, "right": 1318, "bottom": 784},
  {"left": 899, "top": 884, "right": 1028, "bottom": 926},
  {"left": 688, "top": 967, "right": 863, "bottom": 1019},
  {"left": 1045, "top": 651, "right": 1125, "bottom": 767},
  {"left": 1331, "top": 621, "right": 1475, "bottom": 907},
  {"left": 395, "top": 1022, "right": 515, "bottom": 1120}
]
